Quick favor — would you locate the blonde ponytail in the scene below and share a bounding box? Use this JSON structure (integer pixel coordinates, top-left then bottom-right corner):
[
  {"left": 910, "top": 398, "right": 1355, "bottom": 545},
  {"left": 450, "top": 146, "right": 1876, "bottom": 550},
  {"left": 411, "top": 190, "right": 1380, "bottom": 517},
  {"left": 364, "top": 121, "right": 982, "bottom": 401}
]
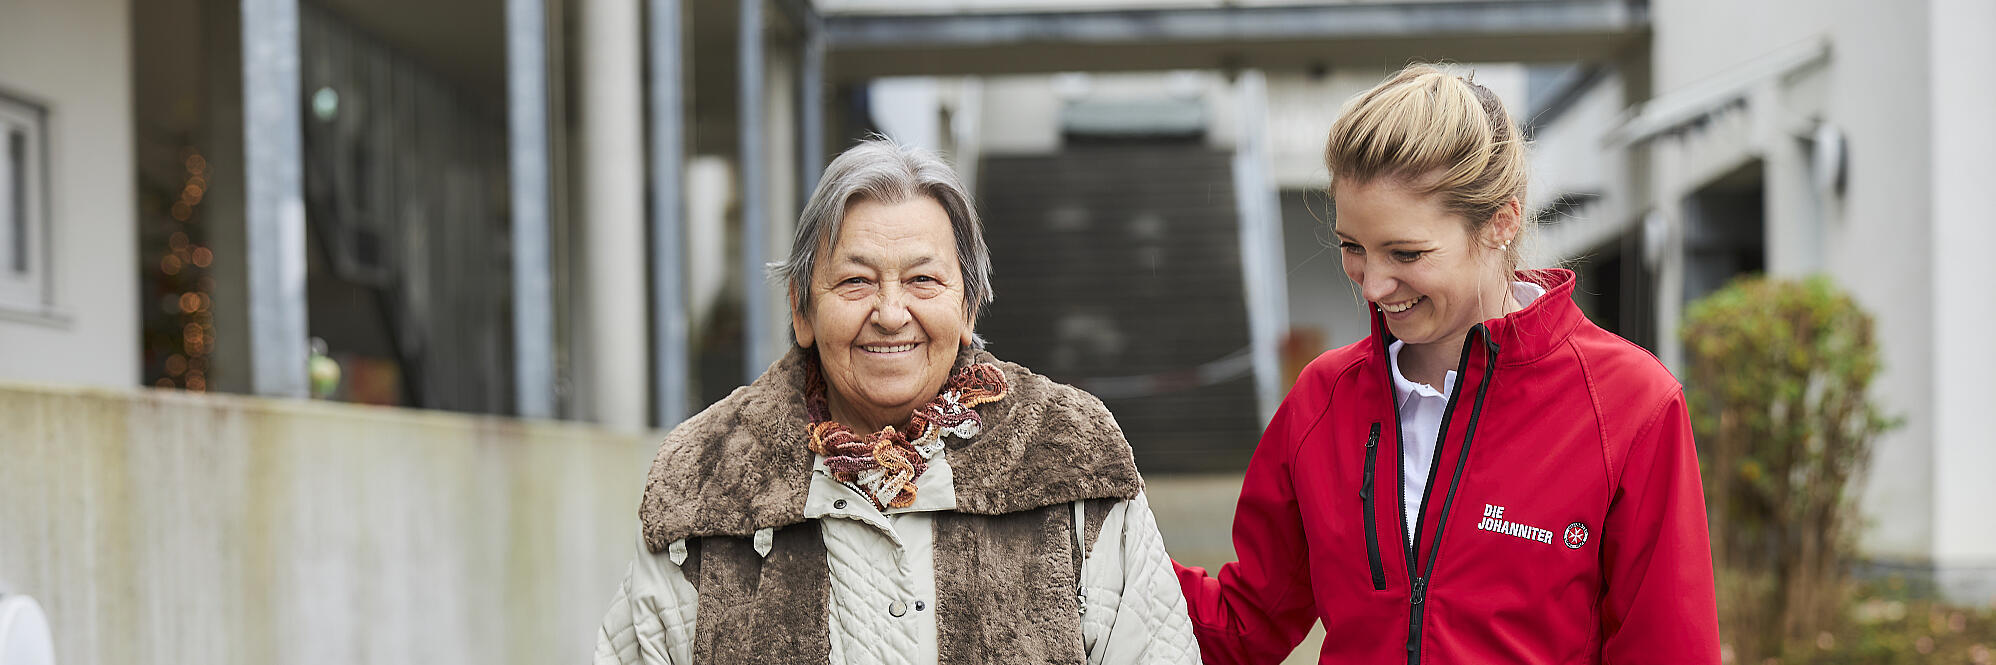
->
[{"left": 1326, "top": 64, "right": 1531, "bottom": 267}]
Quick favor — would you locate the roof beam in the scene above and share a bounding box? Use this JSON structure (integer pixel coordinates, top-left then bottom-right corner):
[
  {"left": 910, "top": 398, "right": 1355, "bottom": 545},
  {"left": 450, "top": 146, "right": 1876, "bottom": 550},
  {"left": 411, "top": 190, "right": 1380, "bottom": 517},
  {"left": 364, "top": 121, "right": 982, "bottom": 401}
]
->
[{"left": 823, "top": 1, "right": 1649, "bottom": 81}]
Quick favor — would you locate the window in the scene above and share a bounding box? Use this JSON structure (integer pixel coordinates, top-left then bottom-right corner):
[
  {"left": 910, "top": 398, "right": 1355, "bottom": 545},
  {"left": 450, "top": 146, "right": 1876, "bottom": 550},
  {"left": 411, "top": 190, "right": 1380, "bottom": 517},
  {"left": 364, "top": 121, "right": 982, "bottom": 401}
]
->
[{"left": 0, "top": 91, "right": 49, "bottom": 315}]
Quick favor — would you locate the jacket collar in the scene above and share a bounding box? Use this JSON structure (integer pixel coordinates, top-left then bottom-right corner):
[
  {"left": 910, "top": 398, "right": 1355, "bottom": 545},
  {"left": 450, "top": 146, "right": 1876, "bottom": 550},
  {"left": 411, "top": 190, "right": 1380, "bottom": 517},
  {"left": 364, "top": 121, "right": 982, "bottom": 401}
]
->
[
  {"left": 639, "top": 345, "right": 1144, "bottom": 552},
  {"left": 1367, "top": 268, "right": 1585, "bottom": 367}
]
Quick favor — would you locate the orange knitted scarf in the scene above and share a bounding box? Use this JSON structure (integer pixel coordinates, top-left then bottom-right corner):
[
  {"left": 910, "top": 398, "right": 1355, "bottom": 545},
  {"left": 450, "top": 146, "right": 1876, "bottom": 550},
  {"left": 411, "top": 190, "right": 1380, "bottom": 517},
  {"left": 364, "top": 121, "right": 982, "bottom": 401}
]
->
[{"left": 804, "top": 359, "right": 1008, "bottom": 509}]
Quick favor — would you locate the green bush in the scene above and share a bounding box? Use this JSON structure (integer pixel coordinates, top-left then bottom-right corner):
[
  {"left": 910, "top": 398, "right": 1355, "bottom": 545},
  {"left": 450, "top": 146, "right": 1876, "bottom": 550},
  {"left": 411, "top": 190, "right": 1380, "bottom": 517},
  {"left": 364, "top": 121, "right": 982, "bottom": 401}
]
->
[
  {"left": 1794, "top": 579, "right": 1996, "bottom": 665},
  {"left": 1681, "top": 276, "right": 1898, "bottom": 663}
]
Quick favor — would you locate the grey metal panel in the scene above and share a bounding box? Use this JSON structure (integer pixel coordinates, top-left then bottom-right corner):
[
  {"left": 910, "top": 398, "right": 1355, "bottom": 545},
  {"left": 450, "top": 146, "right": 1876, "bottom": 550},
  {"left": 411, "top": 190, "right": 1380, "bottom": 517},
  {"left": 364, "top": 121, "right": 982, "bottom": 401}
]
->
[
  {"left": 739, "top": 0, "right": 773, "bottom": 382},
  {"left": 508, "top": 0, "right": 555, "bottom": 418},
  {"left": 649, "top": 0, "right": 691, "bottom": 427},
  {"left": 242, "top": 0, "right": 310, "bottom": 399}
]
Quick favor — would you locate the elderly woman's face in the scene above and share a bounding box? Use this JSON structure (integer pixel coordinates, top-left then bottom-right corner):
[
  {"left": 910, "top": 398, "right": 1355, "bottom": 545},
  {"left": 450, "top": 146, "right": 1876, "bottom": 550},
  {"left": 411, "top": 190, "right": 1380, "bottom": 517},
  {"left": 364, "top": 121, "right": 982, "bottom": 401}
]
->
[{"left": 793, "top": 195, "right": 973, "bottom": 429}]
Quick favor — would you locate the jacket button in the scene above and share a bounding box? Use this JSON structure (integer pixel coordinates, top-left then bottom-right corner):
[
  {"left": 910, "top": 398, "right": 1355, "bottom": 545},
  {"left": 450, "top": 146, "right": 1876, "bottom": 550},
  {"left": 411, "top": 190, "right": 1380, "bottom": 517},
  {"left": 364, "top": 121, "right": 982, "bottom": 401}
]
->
[
  {"left": 889, "top": 601, "right": 907, "bottom": 617},
  {"left": 833, "top": 499, "right": 847, "bottom": 510},
  {"left": 915, "top": 600, "right": 926, "bottom": 612}
]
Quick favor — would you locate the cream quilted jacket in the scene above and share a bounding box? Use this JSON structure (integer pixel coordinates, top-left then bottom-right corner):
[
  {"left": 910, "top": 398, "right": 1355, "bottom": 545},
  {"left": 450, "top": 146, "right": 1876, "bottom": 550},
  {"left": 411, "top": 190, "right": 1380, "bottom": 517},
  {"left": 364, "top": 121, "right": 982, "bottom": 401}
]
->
[{"left": 593, "top": 451, "right": 1199, "bottom": 665}]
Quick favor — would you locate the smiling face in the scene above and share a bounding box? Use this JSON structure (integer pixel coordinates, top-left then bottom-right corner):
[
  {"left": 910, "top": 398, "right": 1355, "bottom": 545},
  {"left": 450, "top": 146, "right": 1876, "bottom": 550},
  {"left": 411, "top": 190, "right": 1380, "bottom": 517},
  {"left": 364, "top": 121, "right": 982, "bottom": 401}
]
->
[
  {"left": 793, "top": 195, "right": 973, "bottom": 432},
  {"left": 1334, "top": 176, "right": 1519, "bottom": 350}
]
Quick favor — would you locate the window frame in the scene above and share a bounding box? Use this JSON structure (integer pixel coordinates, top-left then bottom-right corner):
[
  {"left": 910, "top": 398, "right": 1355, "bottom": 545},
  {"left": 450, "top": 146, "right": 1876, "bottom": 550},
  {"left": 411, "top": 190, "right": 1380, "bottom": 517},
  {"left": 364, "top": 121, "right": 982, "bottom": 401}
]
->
[{"left": 0, "top": 88, "right": 54, "bottom": 321}]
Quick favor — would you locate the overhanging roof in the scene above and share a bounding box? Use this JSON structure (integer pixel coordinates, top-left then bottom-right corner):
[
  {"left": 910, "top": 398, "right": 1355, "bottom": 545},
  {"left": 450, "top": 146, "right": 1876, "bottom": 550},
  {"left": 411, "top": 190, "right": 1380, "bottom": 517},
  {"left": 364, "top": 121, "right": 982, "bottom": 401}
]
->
[
  {"left": 1603, "top": 37, "right": 1829, "bottom": 147},
  {"left": 822, "top": 0, "right": 1650, "bottom": 82}
]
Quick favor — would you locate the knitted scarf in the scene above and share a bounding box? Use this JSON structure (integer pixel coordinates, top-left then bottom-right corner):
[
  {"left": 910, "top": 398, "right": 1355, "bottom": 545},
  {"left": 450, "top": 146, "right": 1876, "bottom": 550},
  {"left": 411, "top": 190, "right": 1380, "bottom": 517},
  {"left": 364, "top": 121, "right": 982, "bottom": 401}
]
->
[{"left": 804, "top": 358, "right": 1009, "bottom": 510}]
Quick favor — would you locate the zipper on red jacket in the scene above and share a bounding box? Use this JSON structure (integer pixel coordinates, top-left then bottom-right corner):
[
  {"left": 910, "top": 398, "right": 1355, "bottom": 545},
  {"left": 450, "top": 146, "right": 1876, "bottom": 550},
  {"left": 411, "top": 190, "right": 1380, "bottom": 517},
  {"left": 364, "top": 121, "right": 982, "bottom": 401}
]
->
[
  {"left": 1388, "top": 323, "right": 1501, "bottom": 665},
  {"left": 1361, "top": 422, "right": 1386, "bottom": 590}
]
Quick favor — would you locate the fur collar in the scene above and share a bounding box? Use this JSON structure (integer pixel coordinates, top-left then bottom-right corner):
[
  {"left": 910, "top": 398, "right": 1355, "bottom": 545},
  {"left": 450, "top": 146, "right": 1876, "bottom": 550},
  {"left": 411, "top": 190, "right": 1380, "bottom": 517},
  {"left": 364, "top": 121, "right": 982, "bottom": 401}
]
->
[{"left": 639, "top": 346, "right": 1144, "bottom": 553}]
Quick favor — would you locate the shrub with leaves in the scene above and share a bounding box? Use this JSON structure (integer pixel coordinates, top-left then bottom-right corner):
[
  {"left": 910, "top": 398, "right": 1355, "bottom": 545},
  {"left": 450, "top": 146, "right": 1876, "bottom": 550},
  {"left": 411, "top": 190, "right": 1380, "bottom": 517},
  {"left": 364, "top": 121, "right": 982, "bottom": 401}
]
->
[{"left": 1681, "top": 276, "right": 1898, "bottom": 663}]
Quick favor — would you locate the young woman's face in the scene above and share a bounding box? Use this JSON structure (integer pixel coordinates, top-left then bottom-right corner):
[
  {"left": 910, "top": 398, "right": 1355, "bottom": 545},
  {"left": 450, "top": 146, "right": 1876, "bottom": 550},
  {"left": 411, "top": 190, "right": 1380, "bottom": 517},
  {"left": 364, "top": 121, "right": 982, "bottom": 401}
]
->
[{"left": 1334, "top": 178, "right": 1513, "bottom": 347}]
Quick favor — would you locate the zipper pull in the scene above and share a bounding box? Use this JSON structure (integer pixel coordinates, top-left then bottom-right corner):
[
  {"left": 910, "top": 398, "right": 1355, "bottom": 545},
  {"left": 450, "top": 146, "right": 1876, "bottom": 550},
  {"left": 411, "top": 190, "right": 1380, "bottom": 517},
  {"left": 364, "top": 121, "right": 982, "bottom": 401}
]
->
[
  {"left": 1362, "top": 424, "right": 1380, "bottom": 501},
  {"left": 1410, "top": 578, "right": 1427, "bottom": 605}
]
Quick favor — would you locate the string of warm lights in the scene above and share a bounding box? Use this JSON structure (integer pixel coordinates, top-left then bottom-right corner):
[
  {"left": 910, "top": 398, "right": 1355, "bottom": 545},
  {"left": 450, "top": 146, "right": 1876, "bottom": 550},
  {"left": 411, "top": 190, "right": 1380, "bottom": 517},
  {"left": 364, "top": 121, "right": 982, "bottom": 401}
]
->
[{"left": 152, "top": 147, "right": 214, "bottom": 392}]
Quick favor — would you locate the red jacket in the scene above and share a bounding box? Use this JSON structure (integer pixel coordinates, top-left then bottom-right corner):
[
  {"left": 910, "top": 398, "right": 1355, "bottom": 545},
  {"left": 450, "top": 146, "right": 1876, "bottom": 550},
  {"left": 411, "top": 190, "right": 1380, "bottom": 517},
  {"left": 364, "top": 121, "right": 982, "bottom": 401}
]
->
[{"left": 1176, "top": 270, "right": 1719, "bottom": 664}]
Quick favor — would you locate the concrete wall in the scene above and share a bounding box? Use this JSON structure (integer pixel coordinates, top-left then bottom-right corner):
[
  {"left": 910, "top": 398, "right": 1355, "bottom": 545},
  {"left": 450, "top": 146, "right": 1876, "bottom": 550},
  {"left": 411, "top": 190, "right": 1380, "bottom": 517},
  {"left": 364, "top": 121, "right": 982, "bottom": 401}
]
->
[
  {"left": 0, "top": 0, "right": 138, "bottom": 388},
  {"left": 0, "top": 383, "right": 654, "bottom": 665},
  {"left": 0, "top": 381, "right": 1312, "bottom": 664}
]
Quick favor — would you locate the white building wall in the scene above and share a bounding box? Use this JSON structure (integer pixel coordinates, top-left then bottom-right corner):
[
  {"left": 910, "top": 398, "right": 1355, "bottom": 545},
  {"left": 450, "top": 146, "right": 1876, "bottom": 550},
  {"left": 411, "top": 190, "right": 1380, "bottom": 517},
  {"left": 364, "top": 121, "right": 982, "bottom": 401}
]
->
[
  {"left": 970, "top": 71, "right": 1242, "bottom": 156},
  {"left": 1927, "top": 0, "right": 1996, "bottom": 602},
  {"left": 971, "top": 76, "right": 1064, "bottom": 155},
  {"left": 1265, "top": 69, "right": 1382, "bottom": 190},
  {"left": 1648, "top": 0, "right": 1950, "bottom": 572},
  {"left": 0, "top": 0, "right": 137, "bottom": 388},
  {"left": 869, "top": 78, "right": 947, "bottom": 153}
]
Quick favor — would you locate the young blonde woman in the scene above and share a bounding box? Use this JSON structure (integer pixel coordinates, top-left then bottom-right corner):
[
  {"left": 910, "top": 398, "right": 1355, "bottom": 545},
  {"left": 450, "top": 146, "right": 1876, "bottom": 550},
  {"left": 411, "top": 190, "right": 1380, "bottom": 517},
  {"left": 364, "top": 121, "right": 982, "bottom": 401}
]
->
[{"left": 1174, "top": 65, "right": 1721, "bottom": 664}]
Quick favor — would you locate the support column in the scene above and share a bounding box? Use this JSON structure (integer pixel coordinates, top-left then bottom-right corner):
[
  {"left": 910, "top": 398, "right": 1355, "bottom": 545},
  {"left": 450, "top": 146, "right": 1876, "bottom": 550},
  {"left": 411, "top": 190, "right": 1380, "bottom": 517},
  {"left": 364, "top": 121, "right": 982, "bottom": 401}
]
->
[
  {"left": 240, "top": 0, "right": 308, "bottom": 399},
  {"left": 507, "top": 0, "right": 556, "bottom": 418},
  {"left": 649, "top": 0, "right": 690, "bottom": 427},
  {"left": 798, "top": 8, "right": 825, "bottom": 202},
  {"left": 739, "top": 0, "right": 773, "bottom": 381},
  {"left": 580, "top": 0, "right": 649, "bottom": 430},
  {"left": 1231, "top": 70, "right": 1288, "bottom": 423}
]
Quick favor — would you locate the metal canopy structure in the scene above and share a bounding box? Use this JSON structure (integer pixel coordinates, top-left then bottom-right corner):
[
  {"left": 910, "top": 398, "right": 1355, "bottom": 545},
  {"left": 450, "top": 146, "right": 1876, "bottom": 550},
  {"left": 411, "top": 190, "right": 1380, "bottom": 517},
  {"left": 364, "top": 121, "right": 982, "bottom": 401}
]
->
[{"left": 821, "top": 0, "right": 1649, "bottom": 82}]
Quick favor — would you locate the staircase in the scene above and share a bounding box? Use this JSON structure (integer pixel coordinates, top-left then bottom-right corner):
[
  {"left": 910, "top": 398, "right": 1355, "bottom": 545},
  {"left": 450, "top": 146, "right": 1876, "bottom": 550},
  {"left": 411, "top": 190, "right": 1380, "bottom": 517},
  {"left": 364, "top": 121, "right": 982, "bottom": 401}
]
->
[{"left": 977, "top": 145, "right": 1260, "bottom": 472}]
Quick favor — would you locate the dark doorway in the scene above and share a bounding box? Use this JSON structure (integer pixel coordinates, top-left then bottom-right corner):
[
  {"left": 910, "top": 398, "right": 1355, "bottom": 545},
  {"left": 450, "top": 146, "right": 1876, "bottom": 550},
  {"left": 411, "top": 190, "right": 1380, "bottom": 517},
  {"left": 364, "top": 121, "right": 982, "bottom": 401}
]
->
[{"left": 1683, "top": 161, "right": 1768, "bottom": 306}]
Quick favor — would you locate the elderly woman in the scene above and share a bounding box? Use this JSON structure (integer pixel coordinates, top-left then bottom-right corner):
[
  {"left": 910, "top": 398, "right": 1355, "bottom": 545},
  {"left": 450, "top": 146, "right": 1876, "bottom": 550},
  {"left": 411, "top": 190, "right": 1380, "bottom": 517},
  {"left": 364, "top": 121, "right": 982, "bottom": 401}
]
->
[{"left": 594, "top": 138, "right": 1199, "bottom": 665}]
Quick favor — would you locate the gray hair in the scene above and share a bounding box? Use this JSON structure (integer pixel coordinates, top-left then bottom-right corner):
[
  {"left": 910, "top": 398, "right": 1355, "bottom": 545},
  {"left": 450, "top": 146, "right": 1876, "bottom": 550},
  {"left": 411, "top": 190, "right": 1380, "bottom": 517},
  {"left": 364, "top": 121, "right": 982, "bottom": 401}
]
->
[{"left": 770, "top": 138, "right": 994, "bottom": 332}]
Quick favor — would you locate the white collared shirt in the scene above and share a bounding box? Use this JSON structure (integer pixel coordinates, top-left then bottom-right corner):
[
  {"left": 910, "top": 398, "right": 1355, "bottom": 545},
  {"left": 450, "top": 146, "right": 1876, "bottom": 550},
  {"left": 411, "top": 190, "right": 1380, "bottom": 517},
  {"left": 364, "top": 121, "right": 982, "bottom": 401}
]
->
[{"left": 1388, "top": 281, "right": 1545, "bottom": 545}]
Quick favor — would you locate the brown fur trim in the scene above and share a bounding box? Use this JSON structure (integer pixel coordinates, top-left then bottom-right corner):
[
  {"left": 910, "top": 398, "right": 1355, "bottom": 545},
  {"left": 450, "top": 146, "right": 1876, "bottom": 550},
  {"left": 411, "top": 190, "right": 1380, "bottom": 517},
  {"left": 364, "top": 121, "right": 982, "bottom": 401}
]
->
[
  {"left": 944, "top": 353, "right": 1147, "bottom": 517},
  {"left": 933, "top": 505, "right": 1087, "bottom": 664},
  {"left": 689, "top": 522, "right": 832, "bottom": 664},
  {"left": 640, "top": 351, "right": 818, "bottom": 552},
  {"left": 640, "top": 347, "right": 1143, "bottom": 553}
]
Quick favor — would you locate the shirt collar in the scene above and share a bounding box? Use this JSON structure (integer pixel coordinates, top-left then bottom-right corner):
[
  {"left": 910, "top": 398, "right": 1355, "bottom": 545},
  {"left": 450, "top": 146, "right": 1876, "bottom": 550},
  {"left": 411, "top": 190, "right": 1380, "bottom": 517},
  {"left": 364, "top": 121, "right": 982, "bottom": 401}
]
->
[{"left": 1386, "top": 281, "right": 1546, "bottom": 402}]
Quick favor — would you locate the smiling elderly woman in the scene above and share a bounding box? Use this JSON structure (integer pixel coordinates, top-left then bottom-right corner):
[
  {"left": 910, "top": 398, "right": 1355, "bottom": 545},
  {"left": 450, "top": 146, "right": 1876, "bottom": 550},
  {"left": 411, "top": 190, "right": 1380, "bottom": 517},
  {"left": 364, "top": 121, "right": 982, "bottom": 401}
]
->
[{"left": 593, "top": 138, "right": 1199, "bottom": 665}]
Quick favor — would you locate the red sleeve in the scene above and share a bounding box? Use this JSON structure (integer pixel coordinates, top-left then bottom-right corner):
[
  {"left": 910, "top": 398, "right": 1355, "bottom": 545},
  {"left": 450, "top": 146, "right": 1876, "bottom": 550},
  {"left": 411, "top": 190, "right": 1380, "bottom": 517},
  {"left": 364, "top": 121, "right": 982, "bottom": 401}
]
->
[
  {"left": 1173, "top": 393, "right": 1322, "bottom": 665},
  {"left": 1598, "top": 391, "right": 1721, "bottom": 664}
]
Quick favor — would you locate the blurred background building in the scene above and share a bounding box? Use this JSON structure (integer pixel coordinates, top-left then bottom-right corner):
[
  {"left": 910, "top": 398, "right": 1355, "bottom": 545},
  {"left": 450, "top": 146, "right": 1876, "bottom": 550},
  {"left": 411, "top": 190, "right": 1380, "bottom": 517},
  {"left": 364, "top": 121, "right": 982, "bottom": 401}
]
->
[{"left": 1, "top": 0, "right": 1991, "bottom": 663}]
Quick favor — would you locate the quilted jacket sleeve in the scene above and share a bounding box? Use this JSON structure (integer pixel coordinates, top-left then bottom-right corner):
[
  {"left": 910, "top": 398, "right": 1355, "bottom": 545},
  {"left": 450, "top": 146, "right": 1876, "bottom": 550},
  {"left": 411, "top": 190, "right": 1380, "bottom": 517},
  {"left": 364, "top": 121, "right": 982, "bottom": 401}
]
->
[
  {"left": 593, "top": 533, "right": 700, "bottom": 665},
  {"left": 1080, "top": 493, "right": 1203, "bottom": 665}
]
